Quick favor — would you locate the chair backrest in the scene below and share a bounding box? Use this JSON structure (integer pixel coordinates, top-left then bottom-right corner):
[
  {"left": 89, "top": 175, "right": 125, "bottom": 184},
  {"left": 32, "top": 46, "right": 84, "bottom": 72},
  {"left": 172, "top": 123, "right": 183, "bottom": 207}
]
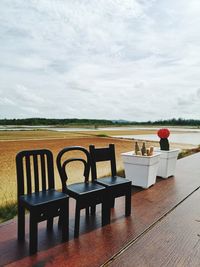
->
[
  {"left": 16, "top": 149, "right": 55, "bottom": 198},
  {"left": 56, "top": 146, "right": 91, "bottom": 192},
  {"left": 89, "top": 144, "right": 117, "bottom": 181}
]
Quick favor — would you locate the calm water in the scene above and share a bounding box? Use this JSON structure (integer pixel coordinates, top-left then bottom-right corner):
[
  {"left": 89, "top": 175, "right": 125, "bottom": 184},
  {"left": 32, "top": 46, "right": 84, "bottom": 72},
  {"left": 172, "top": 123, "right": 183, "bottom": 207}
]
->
[
  {"left": 114, "top": 133, "right": 200, "bottom": 145},
  {"left": 0, "top": 126, "right": 96, "bottom": 131}
]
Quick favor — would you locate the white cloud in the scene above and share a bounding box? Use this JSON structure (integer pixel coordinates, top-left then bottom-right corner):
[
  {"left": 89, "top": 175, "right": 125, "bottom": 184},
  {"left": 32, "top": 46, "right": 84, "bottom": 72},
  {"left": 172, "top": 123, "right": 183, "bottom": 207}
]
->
[{"left": 0, "top": 0, "right": 200, "bottom": 120}]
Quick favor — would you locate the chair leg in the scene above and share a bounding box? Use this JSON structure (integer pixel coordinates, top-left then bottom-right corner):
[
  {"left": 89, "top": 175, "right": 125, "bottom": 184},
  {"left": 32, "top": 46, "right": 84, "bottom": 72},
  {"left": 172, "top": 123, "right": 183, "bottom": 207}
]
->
[
  {"left": 47, "top": 218, "right": 54, "bottom": 231},
  {"left": 91, "top": 205, "right": 96, "bottom": 215},
  {"left": 61, "top": 200, "right": 69, "bottom": 241},
  {"left": 102, "top": 201, "right": 110, "bottom": 226},
  {"left": 58, "top": 214, "right": 62, "bottom": 228},
  {"left": 29, "top": 214, "right": 38, "bottom": 254},
  {"left": 111, "top": 198, "right": 115, "bottom": 208},
  {"left": 85, "top": 207, "right": 90, "bottom": 217},
  {"left": 125, "top": 187, "right": 132, "bottom": 217},
  {"left": 74, "top": 202, "right": 80, "bottom": 238},
  {"left": 18, "top": 204, "right": 25, "bottom": 241}
]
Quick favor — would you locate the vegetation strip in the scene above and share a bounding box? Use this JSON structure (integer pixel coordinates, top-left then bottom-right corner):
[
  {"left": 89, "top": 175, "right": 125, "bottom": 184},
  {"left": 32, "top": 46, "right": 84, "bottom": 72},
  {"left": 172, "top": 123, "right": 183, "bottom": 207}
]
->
[{"left": 1, "top": 118, "right": 200, "bottom": 126}]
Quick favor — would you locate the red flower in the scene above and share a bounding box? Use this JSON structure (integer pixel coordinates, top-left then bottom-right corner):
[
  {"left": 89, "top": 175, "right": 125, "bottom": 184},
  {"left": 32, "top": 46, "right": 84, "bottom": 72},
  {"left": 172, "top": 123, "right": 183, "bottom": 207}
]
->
[{"left": 157, "top": 128, "right": 170, "bottom": 139}]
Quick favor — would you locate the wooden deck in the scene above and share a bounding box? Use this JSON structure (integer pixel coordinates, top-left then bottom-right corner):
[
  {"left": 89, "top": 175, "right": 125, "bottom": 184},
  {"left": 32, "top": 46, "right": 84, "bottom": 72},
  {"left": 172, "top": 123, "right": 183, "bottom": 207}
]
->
[
  {"left": 1, "top": 152, "right": 200, "bottom": 267},
  {"left": 110, "top": 187, "right": 200, "bottom": 266}
]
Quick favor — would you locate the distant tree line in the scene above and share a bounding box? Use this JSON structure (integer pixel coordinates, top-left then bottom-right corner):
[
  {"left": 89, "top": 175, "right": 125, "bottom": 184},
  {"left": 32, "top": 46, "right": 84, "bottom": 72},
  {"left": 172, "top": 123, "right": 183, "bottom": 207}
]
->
[
  {"left": 0, "top": 118, "right": 200, "bottom": 126},
  {"left": 0, "top": 118, "right": 115, "bottom": 126},
  {"left": 131, "top": 118, "right": 200, "bottom": 126},
  {"left": 150, "top": 118, "right": 200, "bottom": 126}
]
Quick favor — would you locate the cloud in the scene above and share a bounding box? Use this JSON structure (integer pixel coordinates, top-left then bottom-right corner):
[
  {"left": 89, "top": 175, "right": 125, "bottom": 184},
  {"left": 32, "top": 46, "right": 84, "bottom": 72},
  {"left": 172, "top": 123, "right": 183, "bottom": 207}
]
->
[
  {"left": 0, "top": 0, "right": 200, "bottom": 120},
  {"left": 15, "top": 85, "right": 46, "bottom": 105}
]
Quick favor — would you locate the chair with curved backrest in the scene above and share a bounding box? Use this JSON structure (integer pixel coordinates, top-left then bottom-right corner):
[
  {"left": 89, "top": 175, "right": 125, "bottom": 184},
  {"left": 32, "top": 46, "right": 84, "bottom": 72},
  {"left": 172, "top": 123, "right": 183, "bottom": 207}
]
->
[
  {"left": 89, "top": 144, "right": 132, "bottom": 217},
  {"left": 56, "top": 146, "right": 110, "bottom": 238},
  {"left": 16, "top": 149, "right": 69, "bottom": 254}
]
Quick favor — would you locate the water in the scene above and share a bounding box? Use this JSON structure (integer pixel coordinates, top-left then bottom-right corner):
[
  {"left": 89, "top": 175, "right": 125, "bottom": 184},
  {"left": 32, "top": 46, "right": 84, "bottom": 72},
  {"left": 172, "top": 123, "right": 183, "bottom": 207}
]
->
[
  {"left": 114, "top": 133, "right": 200, "bottom": 145},
  {"left": 0, "top": 126, "right": 96, "bottom": 131}
]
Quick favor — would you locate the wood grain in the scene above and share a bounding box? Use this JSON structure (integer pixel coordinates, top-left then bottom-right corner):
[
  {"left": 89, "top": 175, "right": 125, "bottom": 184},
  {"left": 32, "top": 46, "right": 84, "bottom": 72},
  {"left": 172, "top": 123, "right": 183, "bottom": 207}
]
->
[
  {"left": 109, "top": 188, "right": 200, "bottom": 267},
  {"left": 1, "top": 152, "right": 200, "bottom": 266}
]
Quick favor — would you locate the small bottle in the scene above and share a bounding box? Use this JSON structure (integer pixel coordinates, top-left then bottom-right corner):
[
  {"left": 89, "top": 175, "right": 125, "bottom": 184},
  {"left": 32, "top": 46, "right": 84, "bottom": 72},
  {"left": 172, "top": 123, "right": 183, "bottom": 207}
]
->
[
  {"left": 141, "top": 142, "right": 147, "bottom": 156},
  {"left": 135, "top": 141, "right": 140, "bottom": 155},
  {"left": 147, "top": 148, "right": 150, "bottom": 156}
]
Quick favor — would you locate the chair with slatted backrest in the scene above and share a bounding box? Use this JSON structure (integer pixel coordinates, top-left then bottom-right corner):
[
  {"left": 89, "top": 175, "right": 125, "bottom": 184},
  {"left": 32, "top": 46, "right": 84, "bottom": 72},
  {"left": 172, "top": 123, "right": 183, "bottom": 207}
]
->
[
  {"left": 56, "top": 146, "right": 110, "bottom": 238},
  {"left": 89, "top": 144, "right": 132, "bottom": 217},
  {"left": 16, "top": 149, "right": 69, "bottom": 254}
]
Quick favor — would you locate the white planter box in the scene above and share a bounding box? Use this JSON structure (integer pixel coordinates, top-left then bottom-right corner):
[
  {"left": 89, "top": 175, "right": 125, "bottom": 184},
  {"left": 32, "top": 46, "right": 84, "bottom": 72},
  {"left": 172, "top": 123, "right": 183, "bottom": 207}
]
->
[
  {"left": 155, "top": 148, "right": 180, "bottom": 178},
  {"left": 121, "top": 151, "right": 161, "bottom": 189}
]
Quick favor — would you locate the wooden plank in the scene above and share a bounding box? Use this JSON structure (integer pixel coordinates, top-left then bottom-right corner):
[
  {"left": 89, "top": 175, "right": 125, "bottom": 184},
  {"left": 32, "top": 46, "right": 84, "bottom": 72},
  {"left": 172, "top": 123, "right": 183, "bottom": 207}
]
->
[
  {"left": 1, "top": 153, "right": 200, "bottom": 267},
  {"left": 109, "top": 187, "right": 200, "bottom": 267}
]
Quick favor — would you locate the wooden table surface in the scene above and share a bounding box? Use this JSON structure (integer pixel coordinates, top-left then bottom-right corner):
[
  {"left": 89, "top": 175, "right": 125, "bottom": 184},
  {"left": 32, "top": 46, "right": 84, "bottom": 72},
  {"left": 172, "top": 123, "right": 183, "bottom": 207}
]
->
[
  {"left": 110, "top": 187, "right": 200, "bottom": 267},
  {"left": 1, "top": 152, "right": 200, "bottom": 266}
]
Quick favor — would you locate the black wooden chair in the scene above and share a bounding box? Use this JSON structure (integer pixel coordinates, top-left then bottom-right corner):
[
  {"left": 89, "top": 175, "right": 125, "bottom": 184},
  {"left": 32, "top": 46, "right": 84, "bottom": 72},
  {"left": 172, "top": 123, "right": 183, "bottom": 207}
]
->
[
  {"left": 89, "top": 144, "right": 132, "bottom": 217},
  {"left": 56, "top": 146, "right": 110, "bottom": 238},
  {"left": 16, "top": 149, "right": 69, "bottom": 254}
]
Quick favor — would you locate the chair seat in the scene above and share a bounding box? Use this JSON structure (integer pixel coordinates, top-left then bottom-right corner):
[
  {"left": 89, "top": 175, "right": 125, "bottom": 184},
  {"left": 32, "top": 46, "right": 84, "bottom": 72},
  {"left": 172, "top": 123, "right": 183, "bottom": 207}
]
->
[
  {"left": 67, "top": 182, "right": 105, "bottom": 195},
  {"left": 20, "top": 189, "right": 68, "bottom": 207},
  {"left": 96, "top": 176, "right": 131, "bottom": 187}
]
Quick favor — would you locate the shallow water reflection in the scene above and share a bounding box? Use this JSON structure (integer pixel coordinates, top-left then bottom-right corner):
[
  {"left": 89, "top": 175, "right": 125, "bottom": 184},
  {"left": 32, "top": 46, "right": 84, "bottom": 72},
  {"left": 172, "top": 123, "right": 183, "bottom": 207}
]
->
[{"left": 114, "top": 133, "right": 200, "bottom": 145}]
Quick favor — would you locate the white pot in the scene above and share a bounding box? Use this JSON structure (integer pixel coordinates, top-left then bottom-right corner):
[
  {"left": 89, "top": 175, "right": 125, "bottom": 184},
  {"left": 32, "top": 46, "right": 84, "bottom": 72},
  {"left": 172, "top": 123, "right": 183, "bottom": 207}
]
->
[
  {"left": 121, "top": 151, "right": 161, "bottom": 189},
  {"left": 155, "top": 148, "right": 180, "bottom": 178}
]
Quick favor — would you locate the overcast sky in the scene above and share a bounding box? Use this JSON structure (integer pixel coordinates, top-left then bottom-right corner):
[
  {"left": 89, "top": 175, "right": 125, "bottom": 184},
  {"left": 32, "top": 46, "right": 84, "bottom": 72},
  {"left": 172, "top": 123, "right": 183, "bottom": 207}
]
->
[{"left": 0, "top": 0, "right": 200, "bottom": 121}]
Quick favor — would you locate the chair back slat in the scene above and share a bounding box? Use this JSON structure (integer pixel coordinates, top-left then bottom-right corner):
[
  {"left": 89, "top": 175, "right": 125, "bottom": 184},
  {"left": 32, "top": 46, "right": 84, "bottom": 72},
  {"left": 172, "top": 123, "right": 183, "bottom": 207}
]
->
[
  {"left": 16, "top": 149, "right": 55, "bottom": 196},
  {"left": 25, "top": 156, "right": 32, "bottom": 194},
  {"left": 110, "top": 144, "right": 117, "bottom": 177},
  {"left": 57, "top": 147, "right": 91, "bottom": 192},
  {"left": 33, "top": 155, "right": 39, "bottom": 192},
  {"left": 89, "top": 144, "right": 117, "bottom": 181},
  {"left": 46, "top": 152, "right": 55, "bottom": 189},
  {"left": 16, "top": 155, "right": 25, "bottom": 198},
  {"left": 40, "top": 154, "right": 47, "bottom": 190}
]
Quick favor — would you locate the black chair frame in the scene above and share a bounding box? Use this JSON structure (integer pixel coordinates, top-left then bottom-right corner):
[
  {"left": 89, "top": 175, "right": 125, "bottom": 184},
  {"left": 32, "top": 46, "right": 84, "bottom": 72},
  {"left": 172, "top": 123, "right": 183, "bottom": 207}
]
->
[
  {"left": 16, "top": 149, "right": 69, "bottom": 254},
  {"left": 56, "top": 146, "right": 110, "bottom": 238},
  {"left": 89, "top": 144, "right": 132, "bottom": 217}
]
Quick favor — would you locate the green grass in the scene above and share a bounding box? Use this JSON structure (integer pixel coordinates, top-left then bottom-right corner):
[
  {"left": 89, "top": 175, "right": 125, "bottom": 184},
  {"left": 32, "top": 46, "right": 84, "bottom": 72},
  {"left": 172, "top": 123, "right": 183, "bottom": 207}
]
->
[
  {"left": 178, "top": 145, "right": 200, "bottom": 159},
  {"left": 117, "top": 169, "right": 125, "bottom": 177},
  {"left": 0, "top": 201, "right": 17, "bottom": 223},
  {"left": 96, "top": 134, "right": 109, "bottom": 137}
]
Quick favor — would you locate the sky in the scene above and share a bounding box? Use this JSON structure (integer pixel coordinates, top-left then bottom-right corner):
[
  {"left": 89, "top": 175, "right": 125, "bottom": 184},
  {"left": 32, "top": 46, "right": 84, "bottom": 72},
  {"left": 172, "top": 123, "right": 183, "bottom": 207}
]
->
[{"left": 0, "top": 0, "right": 200, "bottom": 121}]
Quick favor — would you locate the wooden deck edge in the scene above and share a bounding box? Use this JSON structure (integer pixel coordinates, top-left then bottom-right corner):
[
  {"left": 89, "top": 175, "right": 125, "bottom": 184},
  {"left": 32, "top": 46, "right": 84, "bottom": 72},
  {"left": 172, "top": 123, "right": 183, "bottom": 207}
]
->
[{"left": 102, "top": 185, "right": 200, "bottom": 266}]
